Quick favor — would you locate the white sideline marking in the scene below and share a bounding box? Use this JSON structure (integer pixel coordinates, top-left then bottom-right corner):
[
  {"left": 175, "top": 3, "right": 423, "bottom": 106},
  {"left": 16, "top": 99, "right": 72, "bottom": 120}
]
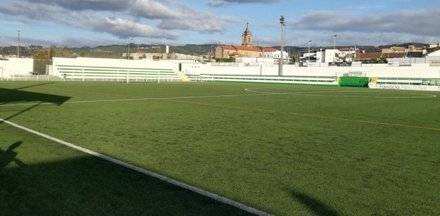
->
[{"left": 0, "top": 118, "right": 270, "bottom": 216}]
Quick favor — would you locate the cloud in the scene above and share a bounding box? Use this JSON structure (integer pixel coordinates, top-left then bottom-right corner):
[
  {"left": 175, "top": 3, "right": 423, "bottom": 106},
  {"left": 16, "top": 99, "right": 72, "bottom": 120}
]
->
[
  {"left": 29, "top": 0, "right": 131, "bottom": 11},
  {"left": 290, "top": 9, "right": 440, "bottom": 37},
  {"left": 208, "top": 0, "right": 279, "bottom": 7},
  {"left": 0, "top": 35, "right": 122, "bottom": 47},
  {"left": 0, "top": 0, "right": 229, "bottom": 41},
  {"left": 284, "top": 30, "right": 439, "bottom": 47},
  {"left": 0, "top": 2, "right": 177, "bottom": 40},
  {"left": 17, "top": 0, "right": 227, "bottom": 33}
]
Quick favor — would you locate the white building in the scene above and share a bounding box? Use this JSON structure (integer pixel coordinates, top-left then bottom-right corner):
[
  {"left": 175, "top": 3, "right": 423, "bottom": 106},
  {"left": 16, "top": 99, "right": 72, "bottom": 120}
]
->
[
  {"left": 426, "top": 50, "right": 440, "bottom": 66},
  {"left": 427, "top": 50, "right": 440, "bottom": 57},
  {"left": 324, "top": 49, "right": 338, "bottom": 64},
  {"left": 0, "top": 58, "right": 34, "bottom": 79},
  {"left": 262, "top": 50, "right": 289, "bottom": 63},
  {"left": 429, "top": 43, "right": 440, "bottom": 49},
  {"left": 302, "top": 49, "right": 356, "bottom": 65},
  {"left": 236, "top": 57, "right": 276, "bottom": 64}
]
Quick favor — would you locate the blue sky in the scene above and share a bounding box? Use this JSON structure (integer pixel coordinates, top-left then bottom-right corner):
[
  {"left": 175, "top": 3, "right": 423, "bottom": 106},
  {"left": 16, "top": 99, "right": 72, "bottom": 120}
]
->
[{"left": 0, "top": 0, "right": 439, "bottom": 47}]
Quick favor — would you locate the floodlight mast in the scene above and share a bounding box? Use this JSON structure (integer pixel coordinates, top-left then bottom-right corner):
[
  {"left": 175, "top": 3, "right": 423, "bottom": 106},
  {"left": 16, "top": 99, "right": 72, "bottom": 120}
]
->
[{"left": 279, "top": 16, "right": 285, "bottom": 76}]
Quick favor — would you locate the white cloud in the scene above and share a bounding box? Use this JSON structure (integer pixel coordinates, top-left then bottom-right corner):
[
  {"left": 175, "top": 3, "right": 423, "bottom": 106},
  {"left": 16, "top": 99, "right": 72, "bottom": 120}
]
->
[
  {"left": 290, "top": 10, "right": 440, "bottom": 37},
  {"left": 208, "top": 0, "right": 279, "bottom": 7},
  {"left": 0, "top": 0, "right": 229, "bottom": 40}
]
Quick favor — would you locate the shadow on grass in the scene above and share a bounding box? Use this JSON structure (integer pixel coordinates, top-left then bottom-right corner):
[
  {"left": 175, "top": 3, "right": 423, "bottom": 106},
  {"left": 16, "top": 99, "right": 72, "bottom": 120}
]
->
[
  {"left": 14, "top": 82, "right": 56, "bottom": 90},
  {"left": 0, "top": 87, "right": 70, "bottom": 106},
  {"left": 0, "top": 142, "right": 252, "bottom": 216},
  {"left": 0, "top": 83, "right": 71, "bottom": 124},
  {"left": 290, "top": 189, "right": 340, "bottom": 216},
  {"left": 0, "top": 141, "right": 26, "bottom": 168},
  {"left": 0, "top": 83, "right": 253, "bottom": 215}
]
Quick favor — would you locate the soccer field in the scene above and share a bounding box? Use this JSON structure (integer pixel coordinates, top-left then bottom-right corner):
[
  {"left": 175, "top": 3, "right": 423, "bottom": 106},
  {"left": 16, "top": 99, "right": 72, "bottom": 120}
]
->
[{"left": 1, "top": 81, "right": 439, "bottom": 215}]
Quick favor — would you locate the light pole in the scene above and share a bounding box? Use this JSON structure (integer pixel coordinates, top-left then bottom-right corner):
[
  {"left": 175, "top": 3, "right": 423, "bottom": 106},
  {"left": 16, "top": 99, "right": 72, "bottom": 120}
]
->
[
  {"left": 127, "top": 42, "right": 130, "bottom": 60},
  {"left": 127, "top": 38, "right": 133, "bottom": 60},
  {"left": 333, "top": 34, "right": 337, "bottom": 50},
  {"left": 354, "top": 42, "right": 357, "bottom": 61},
  {"left": 17, "top": 30, "right": 21, "bottom": 58},
  {"left": 279, "top": 16, "right": 285, "bottom": 76},
  {"left": 307, "top": 40, "right": 312, "bottom": 63}
]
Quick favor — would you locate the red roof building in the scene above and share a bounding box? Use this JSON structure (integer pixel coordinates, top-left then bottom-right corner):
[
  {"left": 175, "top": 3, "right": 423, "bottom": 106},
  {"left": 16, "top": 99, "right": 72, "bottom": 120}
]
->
[{"left": 214, "top": 23, "right": 278, "bottom": 59}]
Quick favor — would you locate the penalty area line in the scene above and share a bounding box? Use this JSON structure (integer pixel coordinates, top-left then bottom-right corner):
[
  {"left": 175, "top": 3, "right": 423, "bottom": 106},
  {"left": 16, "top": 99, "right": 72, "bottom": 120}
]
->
[{"left": 0, "top": 118, "right": 270, "bottom": 216}]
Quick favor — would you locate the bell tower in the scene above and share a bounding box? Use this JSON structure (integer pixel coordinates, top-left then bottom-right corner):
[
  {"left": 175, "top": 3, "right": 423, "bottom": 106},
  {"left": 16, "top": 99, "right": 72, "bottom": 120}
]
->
[{"left": 241, "top": 23, "right": 253, "bottom": 47}]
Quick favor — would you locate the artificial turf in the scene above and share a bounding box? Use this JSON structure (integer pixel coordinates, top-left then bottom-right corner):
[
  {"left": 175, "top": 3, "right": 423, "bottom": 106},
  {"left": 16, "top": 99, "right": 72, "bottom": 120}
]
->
[
  {"left": 1, "top": 81, "right": 439, "bottom": 215},
  {"left": 0, "top": 120, "right": 251, "bottom": 216}
]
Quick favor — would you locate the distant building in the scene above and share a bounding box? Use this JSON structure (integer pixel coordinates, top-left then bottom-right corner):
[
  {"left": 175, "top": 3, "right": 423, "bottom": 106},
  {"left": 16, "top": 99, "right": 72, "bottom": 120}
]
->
[
  {"left": 355, "top": 52, "right": 405, "bottom": 61},
  {"left": 169, "top": 53, "right": 203, "bottom": 61},
  {"left": 123, "top": 52, "right": 148, "bottom": 60},
  {"left": 381, "top": 46, "right": 406, "bottom": 54},
  {"left": 429, "top": 43, "right": 440, "bottom": 49},
  {"left": 241, "top": 23, "right": 253, "bottom": 47},
  {"left": 216, "top": 45, "right": 267, "bottom": 59},
  {"left": 214, "top": 23, "right": 288, "bottom": 61},
  {"left": 426, "top": 50, "right": 440, "bottom": 66},
  {"left": 381, "top": 45, "right": 426, "bottom": 57},
  {"left": 123, "top": 52, "right": 202, "bottom": 61},
  {"left": 262, "top": 50, "right": 289, "bottom": 60},
  {"left": 301, "top": 48, "right": 356, "bottom": 65},
  {"left": 427, "top": 50, "right": 440, "bottom": 57}
]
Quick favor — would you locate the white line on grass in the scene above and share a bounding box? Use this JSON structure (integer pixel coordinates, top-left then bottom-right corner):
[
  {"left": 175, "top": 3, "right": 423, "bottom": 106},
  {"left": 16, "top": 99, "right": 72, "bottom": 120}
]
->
[
  {"left": 0, "top": 118, "right": 270, "bottom": 216},
  {"left": 2, "top": 88, "right": 435, "bottom": 108}
]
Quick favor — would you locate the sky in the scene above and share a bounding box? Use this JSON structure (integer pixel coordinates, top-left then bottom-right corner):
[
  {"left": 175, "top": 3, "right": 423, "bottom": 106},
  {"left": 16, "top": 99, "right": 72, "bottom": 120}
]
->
[{"left": 0, "top": 0, "right": 439, "bottom": 47}]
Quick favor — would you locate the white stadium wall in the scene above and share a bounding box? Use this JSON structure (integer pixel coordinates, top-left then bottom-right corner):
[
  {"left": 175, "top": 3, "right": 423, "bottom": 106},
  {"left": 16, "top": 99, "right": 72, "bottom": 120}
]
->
[
  {"left": 3, "top": 56, "right": 440, "bottom": 91},
  {"left": 52, "top": 57, "right": 180, "bottom": 76},
  {"left": 0, "top": 58, "right": 34, "bottom": 79},
  {"left": 51, "top": 57, "right": 186, "bottom": 82},
  {"left": 182, "top": 63, "right": 440, "bottom": 79},
  {"left": 182, "top": 63, "right": 440, "bottom": 90},
  {"left": 50, "top": 58, "right": 440, "bottom": 82}
]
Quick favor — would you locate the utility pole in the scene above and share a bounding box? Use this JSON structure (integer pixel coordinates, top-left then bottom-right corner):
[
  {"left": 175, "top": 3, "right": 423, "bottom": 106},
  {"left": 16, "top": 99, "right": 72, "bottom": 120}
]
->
[
  {"left": 307, "top": 40, "right": 312, "bottom": 63},
  {"left": 354, "top": 42, "right": 357, "bottom": 61},
  {"left": 127, "top": 39, "right": 131, "bottom": 60},
  {"left": 210, "top": 44, "right": 214, "bottom": 62},
  {"left": 17, "top": 30, "right": 21, "bottom": 58},
  {"left": 279, "top": 16, "right": 285, "bottom": 76}
]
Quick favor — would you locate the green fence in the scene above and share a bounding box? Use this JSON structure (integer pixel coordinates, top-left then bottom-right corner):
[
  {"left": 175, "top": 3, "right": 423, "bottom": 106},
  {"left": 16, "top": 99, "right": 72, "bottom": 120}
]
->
[
  {"left": 338, "top": 76, "right": 369, "bottom": 87},
  {"left": 34, "top": 59, "right": 52, "bottom": 75}
]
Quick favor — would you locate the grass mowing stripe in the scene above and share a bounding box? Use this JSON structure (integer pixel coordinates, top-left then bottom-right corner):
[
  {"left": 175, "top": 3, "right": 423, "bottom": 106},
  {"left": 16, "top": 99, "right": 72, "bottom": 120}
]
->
[
  {"left": 1, "top": 82, "right": 439, "bottom": 214},
  {"left": 0, "top": 117, "right": 270, "bottom": 216},
  {"left": 0, "top": 92, "right": 271, "bottom": 108},
  {"left": 167, "top": 99, "right": 440, "bottom": 132},
  {"left": 3, "top": 87, "right": 435, "bottom": 108}
]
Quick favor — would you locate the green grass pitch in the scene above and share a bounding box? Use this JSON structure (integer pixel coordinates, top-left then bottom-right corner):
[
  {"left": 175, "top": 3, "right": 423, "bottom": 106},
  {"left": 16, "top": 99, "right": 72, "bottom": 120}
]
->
[{"left": 1, "top": 81, "right": 439, "bottom": 215}]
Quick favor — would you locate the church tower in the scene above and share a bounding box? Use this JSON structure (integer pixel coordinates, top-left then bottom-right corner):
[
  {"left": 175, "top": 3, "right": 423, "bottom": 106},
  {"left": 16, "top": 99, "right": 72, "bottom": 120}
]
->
[{"left": 241, "top": 23, "right": 253, "bottom": 47}]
